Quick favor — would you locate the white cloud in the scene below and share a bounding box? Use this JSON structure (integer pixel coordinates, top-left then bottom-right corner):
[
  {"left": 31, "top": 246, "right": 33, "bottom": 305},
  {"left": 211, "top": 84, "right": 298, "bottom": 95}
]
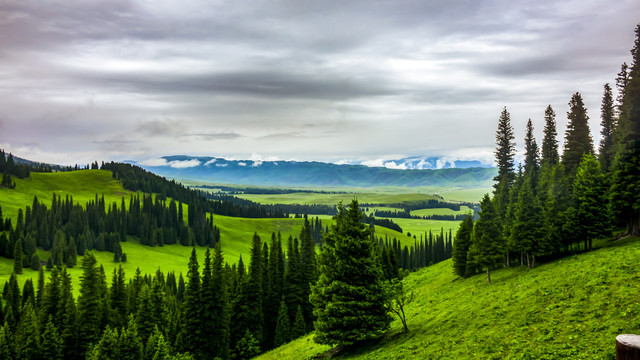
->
[
  {"left": 238, "top": 162, "right": 247, "bottom": 166},
  {"left": 251, "top": 160, "right": 262, "bottom": 167},
  {"left": 168, "top": 159, "right": 201, "bottom": 168},
  {"left": 139, "top": 158, "right": 169, "bottom": 166},
  {"left": 215, "top": 163, "right": 228, "bottom": 167},
  {"left": 248, "top": 152, "right": 280, "bottom": 162},
  {"left": 204, "top": 158, "right": 217, "bottom": 166},
  {"left": 383, "top": 161, "right": 407, "bottom": 170},
  {"left": 362, "top": 158, "right": 385, "bottom": 167}
]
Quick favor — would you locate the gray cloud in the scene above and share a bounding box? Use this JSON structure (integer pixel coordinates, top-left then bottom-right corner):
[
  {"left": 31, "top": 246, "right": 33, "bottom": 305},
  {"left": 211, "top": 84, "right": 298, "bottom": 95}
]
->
[{"left": 0, "top": 0, "right": 638, "bottom": 165}]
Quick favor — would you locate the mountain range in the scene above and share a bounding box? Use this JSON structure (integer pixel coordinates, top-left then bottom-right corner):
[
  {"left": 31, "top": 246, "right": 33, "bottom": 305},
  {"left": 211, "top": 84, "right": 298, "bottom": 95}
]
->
[{"left": 134, "top": 155, "right": 497, "bottom": 187}]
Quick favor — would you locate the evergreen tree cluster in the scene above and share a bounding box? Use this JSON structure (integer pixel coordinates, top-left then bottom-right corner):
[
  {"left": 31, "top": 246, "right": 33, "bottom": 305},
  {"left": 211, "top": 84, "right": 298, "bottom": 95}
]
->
[
  {"left": 378, "top": 228, "right": 453, "bottom": 274},
  {"left": 373, "top": 208, "right": 471, "bottom": 221},
  {"left": 0, "top": 193, "right": 221, "bottom": 270},
  {"left": 361, "top": 213, "right": 403, "bottom": 233},
  {"left": 0, "top": 217, "right": 329, "bottom": 360},
  {"left": 453, "top": 25, "right": 640, "bottom": 281},
  {"left": 103, "top": 162, "right": 292, "bottom": 219}
]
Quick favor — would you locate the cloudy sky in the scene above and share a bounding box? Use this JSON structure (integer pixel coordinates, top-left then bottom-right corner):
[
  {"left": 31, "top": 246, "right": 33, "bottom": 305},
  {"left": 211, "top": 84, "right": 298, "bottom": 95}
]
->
[{"left": 1, "top": 0, "right": 638, "bottom": 166}]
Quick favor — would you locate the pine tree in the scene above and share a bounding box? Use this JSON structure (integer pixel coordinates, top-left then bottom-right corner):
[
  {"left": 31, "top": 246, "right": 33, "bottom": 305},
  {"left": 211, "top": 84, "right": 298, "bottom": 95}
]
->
[
  {"left": 562, "top": 92, "right": 594, "bottom": 177},
  {"left": 13, "top": 238, "right": 23, "bottom": 274},
  {"left": 273, "top": 300, "right": 291, "bottom": 348},
  {"left": 210, "top": 242, "right": 230, "bottom": 359},
  {"left": 572, "top": 154, "right": 610, "bottom": 250},
  {"left": 524, "top": 118, "right": 540, "bottom": 189},
  {"left": 179, "top": 248, "right": 203, "bottom": 357},
  {"left": 291, "top": 305, "right": 306, "bottom": 339},
  {"left": 452, "top": 215, "right": 473, "bottom": 278},
  {"left": 41, "top": 318, "right": 63, "bottom": 360},
  {"left": 15, "top": 302, "right": 41, "bottom": 360},
  {"left": 310, "top": 200, "right": 392, "bottom": 346},
  {"left": 599, "top": 83, "right": 616, "bottom": 171},
  {"left": 494, "top": 107, "right": 516, "bottom": 187},
  {"left": 610, "top": 24, "right": 640, "bottom": 236},
  {"left": 76, "top": 252, "right": 104, "bottom": 354},
  {"left": 510, "top": 176, "right": 545, "bottom": 267},
  {"left": 119, "top": 316, "right": 144, "bottom": 360},
  {"left": 541, "top": 105, "right": 559, "bottom": 166},
  {"left": 470, "top": 194, "right": 503, "bottom": 284},
  {"left": 246, "top": 233, "right": 264, "bottom": 345}
]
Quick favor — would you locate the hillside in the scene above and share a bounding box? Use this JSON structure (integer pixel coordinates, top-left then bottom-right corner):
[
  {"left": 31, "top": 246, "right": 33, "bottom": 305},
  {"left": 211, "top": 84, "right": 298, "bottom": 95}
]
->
[
  {"left": 256, "top": 236, "right": 640, "bottom": 359},
  {"left": 136, "top": 155, "right": 497, "bottom": 188},
  {"left": 0, "top": 169, "right": 408, "bottom": 290}
]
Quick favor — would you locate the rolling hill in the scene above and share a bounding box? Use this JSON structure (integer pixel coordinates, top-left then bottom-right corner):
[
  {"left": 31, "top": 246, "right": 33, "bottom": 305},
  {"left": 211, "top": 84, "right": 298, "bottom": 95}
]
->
[
  {"left": 0, "top": 169, "right": 408, "bottom": 291},
  {"left": 256, "top": 235, "right": 640, "bottom": 360}
]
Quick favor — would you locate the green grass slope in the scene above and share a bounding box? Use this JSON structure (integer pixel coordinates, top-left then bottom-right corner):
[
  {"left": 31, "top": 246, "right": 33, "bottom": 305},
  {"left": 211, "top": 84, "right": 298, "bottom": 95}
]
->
[
  {"left": 0, "top": 170, "right": 132, "bottom": 220},
  {"left": 257, "top": 236, "right": 640, "bottom": 360},
  {"left": 0, "top": 170, "right": 410, "bottom": 293}
]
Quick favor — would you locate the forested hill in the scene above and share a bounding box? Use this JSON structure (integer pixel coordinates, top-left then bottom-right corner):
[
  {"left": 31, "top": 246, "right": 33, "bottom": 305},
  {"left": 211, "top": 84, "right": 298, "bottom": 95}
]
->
[{"left": 135, "top": 156, "right": 497, "bottom": 187}]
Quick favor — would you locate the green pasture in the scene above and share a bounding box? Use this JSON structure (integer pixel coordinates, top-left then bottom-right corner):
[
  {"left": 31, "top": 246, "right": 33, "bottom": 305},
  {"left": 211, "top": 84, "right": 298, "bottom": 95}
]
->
[
  {"left": 232, "top": 192, "right": 440, "bottom": 206},
  {"left": 411, "top": 205, "right": 471, "bottom": 217},
  {"left": 257, "top": 236, "right": 640, "bottom": 359},
  {"left": 0, "top": 170, "right": 134, "bottom": 220}
]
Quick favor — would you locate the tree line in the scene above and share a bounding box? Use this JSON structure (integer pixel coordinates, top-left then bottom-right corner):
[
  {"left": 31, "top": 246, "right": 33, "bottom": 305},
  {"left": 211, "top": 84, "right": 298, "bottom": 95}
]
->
[
  {"left": 452, "top": 24, "right": 640, "bottom": 283},
  {"left": 373, "top": 208, "right": 470, "bottom": 221},
  {"left": 0, "top": 217, "right": 325, "bottom": 359},
  {"left": 0, "top": 193, "right": 220, "bottom": 272}
]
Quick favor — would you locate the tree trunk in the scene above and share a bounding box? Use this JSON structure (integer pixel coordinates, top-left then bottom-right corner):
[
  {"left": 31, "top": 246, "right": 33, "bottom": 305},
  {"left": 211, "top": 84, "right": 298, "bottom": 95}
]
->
[
  {"left": 616, "top": 334, "right": 640, "bottom": 359},
  {"left": 486, "top": 268, "right": 491, "bottom": 284},
  {"left": 632, "top": 214, "right": 640, "bottom": 237},
  {"left": 506, "top": 252, "right": 510, "bottom": 268},
  {"left": 531, "top": 255, "right": 535, "bottom": 268}
]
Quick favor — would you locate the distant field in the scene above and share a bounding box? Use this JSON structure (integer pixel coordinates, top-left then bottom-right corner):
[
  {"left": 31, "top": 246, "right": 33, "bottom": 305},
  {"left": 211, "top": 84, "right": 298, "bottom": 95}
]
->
[
  {"left": 411, "top": 205, "right": 471, "bottom": 217},
  {"left": 230, "top": 192, "right": 441, "bottom": 206}
]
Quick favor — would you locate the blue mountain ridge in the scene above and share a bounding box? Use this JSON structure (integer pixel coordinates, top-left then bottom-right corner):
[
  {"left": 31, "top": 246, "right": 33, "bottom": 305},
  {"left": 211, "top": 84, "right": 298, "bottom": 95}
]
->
[{"left": 134, "top": 155, "right": 497, "bottom": 188}]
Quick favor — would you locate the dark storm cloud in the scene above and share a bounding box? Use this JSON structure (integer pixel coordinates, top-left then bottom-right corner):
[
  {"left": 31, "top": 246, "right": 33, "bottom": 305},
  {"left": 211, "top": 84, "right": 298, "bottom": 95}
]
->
[{"left": 69, "top": 69, "right": 398, "bottom": 101}]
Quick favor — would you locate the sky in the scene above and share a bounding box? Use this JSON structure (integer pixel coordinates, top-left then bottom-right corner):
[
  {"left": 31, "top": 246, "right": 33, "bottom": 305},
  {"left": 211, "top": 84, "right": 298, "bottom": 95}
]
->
[{"left": 1, "top": 0, "right": 638, "bottom": 167}]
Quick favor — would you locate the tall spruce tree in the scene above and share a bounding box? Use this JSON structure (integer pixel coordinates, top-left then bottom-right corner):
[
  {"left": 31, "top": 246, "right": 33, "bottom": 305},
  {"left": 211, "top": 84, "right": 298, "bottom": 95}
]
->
[
  {"left": 524, "top": 118, "right": 540, "bottom": 189},
  {"left": 179, "top": 248, "right": 203, "bottom": 358},
  {"left": 470, "top": 195, "right": 503, "bottom": 284},
  {"left": 541, "top": 105, "right": 559, "bottom": 166},
  {"left": 562, "top": 92, "right": 594, "bottom": 177},
  {"left": 611, "top": 24, "right": 640, "bottom": 236},
  {"left": 572, "top": 154, "right": 610, "bottom": 250},
  {"left": 494, "top": 107, "right": 517, "bottom": 188},
  {"left": 246, "top": 233, "right": 264, "bottom": 346},
  {"left": 599, "top": 83, "right": 616, "bottom": 171},
  {"left": 76, "top": 252, "right": 103, "bottom": 355},
  {"left": 310, "top": 200, "right": 391, "bottom": 346},
  {"left": 210, "top": 242, "right": 230, "bottom": 359},
  {"left": 452, "top": 215, "right": 473, "bottom": 278}
]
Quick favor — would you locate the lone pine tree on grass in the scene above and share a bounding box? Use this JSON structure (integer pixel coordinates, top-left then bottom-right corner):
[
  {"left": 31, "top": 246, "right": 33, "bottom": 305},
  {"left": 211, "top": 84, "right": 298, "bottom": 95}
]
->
[{"left": 310, "top": 199, "right": 392, "bottom": 346}]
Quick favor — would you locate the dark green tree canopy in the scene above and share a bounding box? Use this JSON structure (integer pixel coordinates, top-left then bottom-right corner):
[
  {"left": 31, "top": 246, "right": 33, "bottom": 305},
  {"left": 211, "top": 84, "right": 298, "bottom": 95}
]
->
[
  {"left": 562, "top": 92, "right": 594, "bottom": 177},
  {"left": 310, "top": 199, "right": 392, "bottom": 346}
]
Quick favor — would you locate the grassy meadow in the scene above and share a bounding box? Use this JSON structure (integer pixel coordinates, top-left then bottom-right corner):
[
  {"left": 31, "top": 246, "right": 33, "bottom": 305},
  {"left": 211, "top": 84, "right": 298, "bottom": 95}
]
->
[
  {"left": 257, "top": 235, "right": 640, "bottom": 360},
  {"left": 0, "top": 170, "right": 417, "bottom": 293}
]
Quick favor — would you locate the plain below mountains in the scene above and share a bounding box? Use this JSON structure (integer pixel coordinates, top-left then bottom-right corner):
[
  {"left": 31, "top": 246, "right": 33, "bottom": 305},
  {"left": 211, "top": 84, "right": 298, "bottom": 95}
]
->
[{"left": 135, "top": 156, "right": 497, "bottom": 187}]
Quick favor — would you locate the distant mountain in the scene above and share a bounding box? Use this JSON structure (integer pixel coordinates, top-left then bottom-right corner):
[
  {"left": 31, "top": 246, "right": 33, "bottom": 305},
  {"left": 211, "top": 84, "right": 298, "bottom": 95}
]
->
[
  {"left": 135, "top": 155, "right": 497, "bottom": 187},
  {"left": 364, "top": 156, "right": 491, "bottom": 170}
]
